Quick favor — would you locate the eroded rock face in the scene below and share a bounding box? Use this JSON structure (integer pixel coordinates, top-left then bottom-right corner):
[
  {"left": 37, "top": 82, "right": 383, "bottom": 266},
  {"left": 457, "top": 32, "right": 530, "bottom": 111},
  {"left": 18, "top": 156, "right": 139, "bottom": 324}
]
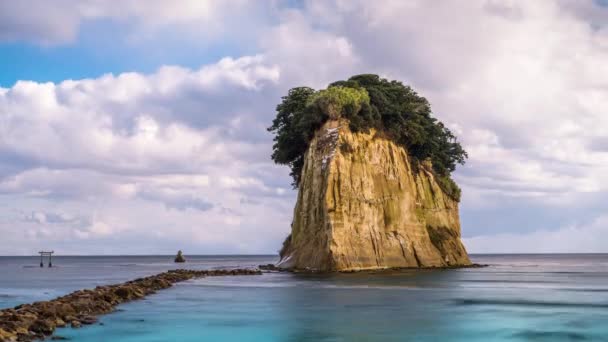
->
[{"left": 278, "top": 120, "right": 471, "bottom": 271}]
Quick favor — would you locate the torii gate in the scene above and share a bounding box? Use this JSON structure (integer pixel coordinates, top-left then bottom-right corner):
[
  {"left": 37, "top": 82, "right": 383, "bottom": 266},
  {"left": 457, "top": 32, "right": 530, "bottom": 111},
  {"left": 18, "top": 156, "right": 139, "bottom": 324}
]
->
[{"left": 39, "top": 251, "right": 54, "bottom": 268}]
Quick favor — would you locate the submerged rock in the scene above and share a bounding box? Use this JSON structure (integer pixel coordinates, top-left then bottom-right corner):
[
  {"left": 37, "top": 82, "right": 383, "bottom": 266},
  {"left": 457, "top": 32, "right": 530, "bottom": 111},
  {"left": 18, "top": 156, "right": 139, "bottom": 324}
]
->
[
  {"left": 278, "top": 120, "right": 471, "bottom": 272},
  {"left": 258, "top": 264, "right": 282, "bottom": 272}
]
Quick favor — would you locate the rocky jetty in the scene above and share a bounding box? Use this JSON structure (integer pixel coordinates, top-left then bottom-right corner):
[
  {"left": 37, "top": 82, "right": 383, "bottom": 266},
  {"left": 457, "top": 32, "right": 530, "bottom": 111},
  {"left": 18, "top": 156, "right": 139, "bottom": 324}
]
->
[
  {"left": 0, "top": 268, "right": 260, "bottom": 341},
  {"left": 277, "top": 120, "right": 471, "bottom": 271}
]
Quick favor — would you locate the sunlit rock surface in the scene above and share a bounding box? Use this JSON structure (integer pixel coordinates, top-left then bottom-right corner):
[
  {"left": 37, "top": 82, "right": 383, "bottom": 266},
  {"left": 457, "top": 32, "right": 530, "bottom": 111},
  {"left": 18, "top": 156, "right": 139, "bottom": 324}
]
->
[{"left": 278, "top": 120, "right": 471, "bottom": 271}]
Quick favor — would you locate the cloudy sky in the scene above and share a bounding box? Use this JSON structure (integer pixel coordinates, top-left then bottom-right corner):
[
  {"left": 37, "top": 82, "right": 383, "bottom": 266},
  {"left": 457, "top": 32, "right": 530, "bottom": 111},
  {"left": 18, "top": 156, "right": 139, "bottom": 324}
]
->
[{"left": 1, "top": 0, "right": 608, "bottom": 255}]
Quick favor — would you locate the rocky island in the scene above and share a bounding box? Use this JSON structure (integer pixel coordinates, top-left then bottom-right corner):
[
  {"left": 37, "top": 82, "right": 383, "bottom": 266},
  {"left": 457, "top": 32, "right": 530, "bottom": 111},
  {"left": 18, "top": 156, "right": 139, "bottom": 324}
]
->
[{"left": 268, "top": 74, "right": 471, "bottom": 271}]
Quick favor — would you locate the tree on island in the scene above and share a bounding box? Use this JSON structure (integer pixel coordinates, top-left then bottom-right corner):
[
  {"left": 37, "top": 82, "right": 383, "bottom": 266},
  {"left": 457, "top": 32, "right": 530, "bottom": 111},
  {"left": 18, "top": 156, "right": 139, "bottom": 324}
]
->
[{"left": 268, "top": 74, "right": 467, "bottom": 201}]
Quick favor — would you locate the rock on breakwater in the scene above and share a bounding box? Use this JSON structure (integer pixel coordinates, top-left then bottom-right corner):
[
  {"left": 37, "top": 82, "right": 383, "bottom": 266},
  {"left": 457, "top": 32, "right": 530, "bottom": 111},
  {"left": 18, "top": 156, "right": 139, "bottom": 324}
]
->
[{"left": 0, "top": 268, "right": 261, "bottom": 342}]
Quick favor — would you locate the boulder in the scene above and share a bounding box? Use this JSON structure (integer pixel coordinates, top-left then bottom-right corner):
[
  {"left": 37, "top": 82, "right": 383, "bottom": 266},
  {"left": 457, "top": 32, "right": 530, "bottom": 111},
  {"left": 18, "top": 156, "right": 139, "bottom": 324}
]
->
[
  {"left": 174, "top": 250, "right": 186, "bottom": 263},
  {"left": 79, "top": 316, "right": 97, "bottom": 325},
  {"left": 29, "top": 319, "right": 54, "bottom": 335},
  {"left": 0, "top": 328, "right": 17, "bottom": 341}
]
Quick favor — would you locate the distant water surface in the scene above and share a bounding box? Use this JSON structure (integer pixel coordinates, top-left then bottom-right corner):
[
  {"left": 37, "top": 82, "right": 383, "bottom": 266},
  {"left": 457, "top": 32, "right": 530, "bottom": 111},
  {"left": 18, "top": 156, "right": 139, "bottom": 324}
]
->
[{"left": 1, "top": 254, "right": 608, "bottom": 341}]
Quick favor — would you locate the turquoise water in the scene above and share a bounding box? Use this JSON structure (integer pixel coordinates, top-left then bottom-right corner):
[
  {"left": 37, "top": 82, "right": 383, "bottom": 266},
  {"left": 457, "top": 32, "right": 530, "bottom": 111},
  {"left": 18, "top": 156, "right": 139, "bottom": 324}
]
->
[{"left": 2, "top": 255, "right": 608, "bottom": 341}]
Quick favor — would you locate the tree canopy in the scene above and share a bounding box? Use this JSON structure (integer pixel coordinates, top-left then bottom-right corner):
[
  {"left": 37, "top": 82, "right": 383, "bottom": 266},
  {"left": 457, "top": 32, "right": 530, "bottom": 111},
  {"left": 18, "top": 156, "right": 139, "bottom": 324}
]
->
[{"left": 268, "top": 74, "right": 467, "bottom": 201}]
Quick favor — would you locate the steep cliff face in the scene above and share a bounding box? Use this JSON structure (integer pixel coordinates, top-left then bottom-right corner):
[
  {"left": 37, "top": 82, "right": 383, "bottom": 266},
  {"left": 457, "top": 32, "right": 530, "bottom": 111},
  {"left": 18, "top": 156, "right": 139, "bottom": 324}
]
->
[{"left": 278, "top": 120, "right": 471, "bottom": 271}]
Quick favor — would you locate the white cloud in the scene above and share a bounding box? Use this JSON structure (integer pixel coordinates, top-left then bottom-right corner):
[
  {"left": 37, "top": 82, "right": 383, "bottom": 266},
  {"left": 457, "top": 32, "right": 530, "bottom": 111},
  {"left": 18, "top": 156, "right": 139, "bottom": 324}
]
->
[
  {"left": 0, "top": 56, "right": 279, "bottom": 174},
  {"left": 465, "top": 215, "right": 608, "bottom": 253},
  {"left": 0, "top": 0, "right": 272, "bottom": 45},
  {"left": 0, "top": 54, "right": 294, "bottom": 254},
  {"left": 259, "top": 9, "right": 360, "bottom": 88}
]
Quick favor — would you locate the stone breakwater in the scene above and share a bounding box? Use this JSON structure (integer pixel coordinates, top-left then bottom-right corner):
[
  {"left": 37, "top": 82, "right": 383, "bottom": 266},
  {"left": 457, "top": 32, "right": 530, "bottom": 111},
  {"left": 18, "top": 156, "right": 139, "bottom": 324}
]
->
[{"left": 0, "top": 268, "right": 261, "bottom": 342}]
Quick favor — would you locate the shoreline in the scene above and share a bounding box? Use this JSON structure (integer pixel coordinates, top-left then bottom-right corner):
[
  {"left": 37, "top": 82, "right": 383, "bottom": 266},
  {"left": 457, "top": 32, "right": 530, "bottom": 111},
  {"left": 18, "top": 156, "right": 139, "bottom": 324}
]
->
[{"left": 0, "top": 268, "right": 261, "bottom": 342}]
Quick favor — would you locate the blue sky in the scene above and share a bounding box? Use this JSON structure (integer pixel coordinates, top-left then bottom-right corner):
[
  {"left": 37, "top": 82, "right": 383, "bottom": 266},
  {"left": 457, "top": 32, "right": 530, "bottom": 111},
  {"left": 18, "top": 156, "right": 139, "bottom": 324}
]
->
[
  {"left": 1, "top": 0, "right": 608, "bottom": 255},
  {"left": 0, "top": 20, "right": 253, "bottom": 87}
]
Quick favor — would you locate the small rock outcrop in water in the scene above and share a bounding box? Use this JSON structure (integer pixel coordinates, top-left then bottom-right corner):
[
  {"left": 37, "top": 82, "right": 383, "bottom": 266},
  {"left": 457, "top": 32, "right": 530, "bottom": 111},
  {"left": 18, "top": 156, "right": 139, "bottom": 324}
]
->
[
  {"left": 277, "top": 120, "right": 471, "bottom": 271},
  {"left": 0, "top": 269, "right": 260, "bottom": 341},
  {"left": 174, "top": 250, "right": 186, "bottom": 263}
]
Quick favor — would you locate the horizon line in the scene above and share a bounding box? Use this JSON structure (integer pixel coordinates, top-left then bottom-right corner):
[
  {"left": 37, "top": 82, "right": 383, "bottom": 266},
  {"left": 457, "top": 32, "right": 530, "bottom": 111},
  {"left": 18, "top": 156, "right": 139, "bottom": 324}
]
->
[{"left": 2, "top": 252, "right": 608, "bottom": 257}]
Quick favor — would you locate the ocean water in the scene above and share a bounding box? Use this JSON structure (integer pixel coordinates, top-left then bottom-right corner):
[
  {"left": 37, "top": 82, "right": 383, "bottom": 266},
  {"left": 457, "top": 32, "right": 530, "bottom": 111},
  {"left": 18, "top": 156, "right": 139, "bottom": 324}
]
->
[{"left": 2, "top": 254, "right": 608, "bottom": 341}]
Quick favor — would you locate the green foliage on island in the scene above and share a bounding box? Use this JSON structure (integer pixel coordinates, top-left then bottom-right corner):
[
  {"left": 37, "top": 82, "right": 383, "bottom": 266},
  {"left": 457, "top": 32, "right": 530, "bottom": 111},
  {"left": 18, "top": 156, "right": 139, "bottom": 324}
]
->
[
  {"left": 435, "top": 175, "right": 462, "bottom": 203},
  {"left": 307, "top": 86, "right": 370, "bottom": 120},
  {"left": 268, "top": 74, "right": 467, "bottom": 201},
  {"left": 426, "top": 225, "right": 458, "bottom": 253}
]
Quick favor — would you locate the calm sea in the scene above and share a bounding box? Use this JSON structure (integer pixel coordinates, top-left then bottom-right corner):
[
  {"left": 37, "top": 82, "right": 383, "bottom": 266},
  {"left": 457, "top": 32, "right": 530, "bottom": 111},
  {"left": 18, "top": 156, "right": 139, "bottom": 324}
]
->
[{"left": 1, "top": 254, "right": 608, "bottom": 341}]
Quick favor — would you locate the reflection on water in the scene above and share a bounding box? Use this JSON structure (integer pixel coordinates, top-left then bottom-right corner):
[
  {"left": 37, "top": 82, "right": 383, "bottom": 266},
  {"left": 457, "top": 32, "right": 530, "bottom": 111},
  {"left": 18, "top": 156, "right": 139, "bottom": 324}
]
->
[{"left": 2, "top": 254, "right": 608, "bottom": 341}]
